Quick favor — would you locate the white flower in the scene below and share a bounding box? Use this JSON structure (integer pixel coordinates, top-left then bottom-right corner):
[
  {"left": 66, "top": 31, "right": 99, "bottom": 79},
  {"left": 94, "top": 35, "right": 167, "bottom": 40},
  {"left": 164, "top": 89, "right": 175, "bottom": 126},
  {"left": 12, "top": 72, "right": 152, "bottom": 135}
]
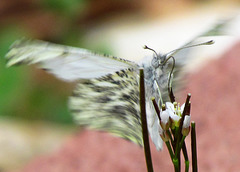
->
[
  {"left": 182, "top": 115, "right": 191, "bottom": 136},
  {"left": 160, "top": 110, "right": 170, "bottom": 130},
  {"left": 165, "top": 102, "right": 186, "bottom": 128},
  {"left": 168, "top": 109, "right": 180, "bottom": 122},
  {"left": 166, "top": 102, "right": 185, "bottom": 115},
  {"left": 166, "top": 102, "right": 178, "bottom": 127},
  {"left": 166, "top": 102, "right": 175, "bottom": 112},
  {"left": 183, "top": 115, "right": 191, "bottom": 128}
]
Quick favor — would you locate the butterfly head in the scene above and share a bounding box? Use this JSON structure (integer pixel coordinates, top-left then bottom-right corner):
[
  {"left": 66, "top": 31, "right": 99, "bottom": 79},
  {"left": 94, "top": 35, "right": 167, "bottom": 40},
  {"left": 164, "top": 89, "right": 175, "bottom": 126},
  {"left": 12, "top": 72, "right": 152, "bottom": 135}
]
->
[
  {"left": 151, "top": 53, "right": 168, "bottom": 69},
  {"left": 144, "top": 40, "right": 214, "bottom": 70},
  {"left": 143, "top": 45, "right": 168, "bottom": 69}
]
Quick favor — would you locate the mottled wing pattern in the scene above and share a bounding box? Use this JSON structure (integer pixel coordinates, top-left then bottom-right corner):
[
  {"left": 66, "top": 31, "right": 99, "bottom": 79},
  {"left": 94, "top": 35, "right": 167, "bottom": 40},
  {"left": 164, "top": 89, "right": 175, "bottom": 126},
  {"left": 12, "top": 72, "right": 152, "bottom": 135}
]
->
[
  {"left": 69, "top": 68, "right": 143, "bottom": 145},
  {"left": 5, "top": 39, "right": 143, "bottom": 146},
  {"left": 5, "top": 38, "right": 136, "bottom": 81}
]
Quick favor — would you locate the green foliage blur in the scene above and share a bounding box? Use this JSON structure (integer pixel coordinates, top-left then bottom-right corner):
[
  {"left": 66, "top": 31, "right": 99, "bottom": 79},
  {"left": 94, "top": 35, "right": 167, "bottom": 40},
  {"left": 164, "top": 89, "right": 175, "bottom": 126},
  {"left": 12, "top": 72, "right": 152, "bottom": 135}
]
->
[
  {"left": 0, "top": 26, "right": 74, "bottom": 124},
  {"left": 41, "top": 0, "right": 87, "bottom": 17},
  {"left": 0, "top": 0, "right": 115, "bottom": 124}
]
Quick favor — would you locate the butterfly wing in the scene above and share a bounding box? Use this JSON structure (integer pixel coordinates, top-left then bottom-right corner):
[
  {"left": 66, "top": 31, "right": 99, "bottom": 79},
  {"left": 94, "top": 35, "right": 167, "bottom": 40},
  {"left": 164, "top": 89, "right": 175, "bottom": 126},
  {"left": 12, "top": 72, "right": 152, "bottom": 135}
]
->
[
  {"left": 5, "top": 38, "right": 137, "bottom": 81},
  {"left": 163, "top": 19, "right": 234, "bottom": 97},
  {"left": 69, "top": 68, "right": 143, "bottom": 145},
  {"left": 169, "top": 18, "right": 233, "bottom": 60},
  {"left": 5, "top": 39, "right": 145, "bottom": 146}
]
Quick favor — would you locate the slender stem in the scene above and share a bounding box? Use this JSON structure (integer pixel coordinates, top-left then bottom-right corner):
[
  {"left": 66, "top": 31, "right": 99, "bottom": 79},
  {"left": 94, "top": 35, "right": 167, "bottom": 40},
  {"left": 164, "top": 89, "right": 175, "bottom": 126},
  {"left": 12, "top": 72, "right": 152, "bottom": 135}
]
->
[
  {"left": 173, "top": 158, "right": 180, "bottom": 172},
  {"left": 173, "top": 127, "right": 179, "bottom": 152},
  {"left": 166, "top": 141, "right": 174, "bottom": 160},
  {"left": 191, "top": 122, "right": 198, "bottom": 172},
  {"left": 172, "top": 126, "right": 180, "bottom": 172},
  {"left": 167, "top": 130, "right": 174, "bottom": 146},
  {"left": 139, "top": 68, "right": 154, "bottom": 172},
  {"left": 174, "top": 135, "right": 186, "bottom": 172},
  {"left": 173, "top": 94, "right": 191, "bottom": 171},
  {"left": 177, "top": 136, "right": 186, "bottom": 158},
  {"left": 171, "top": 128, "right": 176, "bottom": 143},
  {"left": 151, "top": 97, "right": 161, "bottom": 120},
  {"left": 175, "top": 94, "right": 191, "bottom": 154},
  {"left": 182, "top": 142, "right": 189, "bottom": 172},
  {"left": 185, "top": 160, "right": 189, "bottom": 172}
]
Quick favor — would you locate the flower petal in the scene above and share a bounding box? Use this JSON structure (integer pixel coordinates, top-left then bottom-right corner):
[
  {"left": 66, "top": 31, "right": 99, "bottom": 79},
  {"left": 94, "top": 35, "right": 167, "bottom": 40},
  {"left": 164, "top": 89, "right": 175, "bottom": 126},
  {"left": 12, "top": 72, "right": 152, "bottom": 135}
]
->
[
  {"left": 183, "top": 115, "right": 191, "bottom": 128},
  {"left": 166, "top": 102, "right": 174, "bottom": 112},
  {"left": 160, "top": 110, "right": 170, "bottom": 124}
]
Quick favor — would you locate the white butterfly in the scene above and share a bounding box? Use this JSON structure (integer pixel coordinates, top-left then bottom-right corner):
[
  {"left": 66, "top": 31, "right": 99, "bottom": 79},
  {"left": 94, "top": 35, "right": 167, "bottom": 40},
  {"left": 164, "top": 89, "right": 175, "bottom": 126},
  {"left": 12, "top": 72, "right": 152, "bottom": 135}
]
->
[{"left": 5, "top": 20, "right": 228, "bottom": 150}]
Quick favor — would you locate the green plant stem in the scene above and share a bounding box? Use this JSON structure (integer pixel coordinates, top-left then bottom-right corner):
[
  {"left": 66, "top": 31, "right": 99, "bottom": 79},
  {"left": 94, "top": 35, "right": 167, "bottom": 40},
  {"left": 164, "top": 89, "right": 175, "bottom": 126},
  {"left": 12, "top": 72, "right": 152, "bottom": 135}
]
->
[
  {"left": 185, "top": 160, "right": 189, "bottom": 172},
  {"left": 191, "top": 122, "right": 198, "bottom": 172},
  {"left": 166, "top": 141, "right": 174, "bottom": 160},
  {"left": 173, "top": 127, "right": 179, "bottom": 152},
  {"left": 182, "top": 142, "right": 189, "bottom": 161},
  {"left": 174, "top": 94, "right": 191, "bottom": 160},
  {"left": 167, "top": 130, "right": 174, "bottom": 146},
  {"left": 139, "top": 68, "right": 154, "bottom": 172},
  {"left": 178, "top": 136, "right": 186, "bottom": 157},
  {"left": 173, "top": 158, "right": 180, "bottom": 172},
  {"left": 173, "top": 135, "right": 186, "bottom": 172},
  {"left": 182, "top": 142, "right": 189, "bottom": 172}
]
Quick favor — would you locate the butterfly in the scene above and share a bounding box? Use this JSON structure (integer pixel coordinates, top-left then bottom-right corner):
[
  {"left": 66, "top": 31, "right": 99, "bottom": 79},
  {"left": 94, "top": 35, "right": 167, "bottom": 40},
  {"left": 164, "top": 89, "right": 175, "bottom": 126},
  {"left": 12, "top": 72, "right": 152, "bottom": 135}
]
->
[{"left": 4, "top": 20, "right": 229, "bottom": 151}]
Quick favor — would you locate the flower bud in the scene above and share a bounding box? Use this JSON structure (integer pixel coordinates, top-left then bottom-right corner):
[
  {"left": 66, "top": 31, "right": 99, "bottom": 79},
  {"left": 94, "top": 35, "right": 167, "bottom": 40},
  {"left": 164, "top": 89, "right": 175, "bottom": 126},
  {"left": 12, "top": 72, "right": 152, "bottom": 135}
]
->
[
  {"left": 160, "top": 130, "right": 170, "bottom": 142},
  {"left": 182, "top": 115, "right": 191, "bottom": 136},
  {"left": 160, "top": 110, "right": 170, "bottom": 130},
  {"left": 170, "top": 114, "right": 181, "bottom": 128}
]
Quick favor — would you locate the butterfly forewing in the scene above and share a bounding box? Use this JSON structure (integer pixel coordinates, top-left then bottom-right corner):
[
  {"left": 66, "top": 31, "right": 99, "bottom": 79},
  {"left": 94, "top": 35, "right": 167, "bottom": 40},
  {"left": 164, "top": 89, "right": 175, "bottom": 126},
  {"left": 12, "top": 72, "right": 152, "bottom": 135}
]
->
[{"left": 5, "top": 39, "right": 137, "bottom": 81}]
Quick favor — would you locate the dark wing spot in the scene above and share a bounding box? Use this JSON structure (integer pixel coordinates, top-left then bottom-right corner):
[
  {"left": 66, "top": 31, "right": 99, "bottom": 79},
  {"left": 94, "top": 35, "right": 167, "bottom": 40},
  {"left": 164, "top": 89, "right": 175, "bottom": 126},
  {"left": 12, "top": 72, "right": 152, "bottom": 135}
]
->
[{"left": 98, "top": 96, "right": 112, "bottom": 103}]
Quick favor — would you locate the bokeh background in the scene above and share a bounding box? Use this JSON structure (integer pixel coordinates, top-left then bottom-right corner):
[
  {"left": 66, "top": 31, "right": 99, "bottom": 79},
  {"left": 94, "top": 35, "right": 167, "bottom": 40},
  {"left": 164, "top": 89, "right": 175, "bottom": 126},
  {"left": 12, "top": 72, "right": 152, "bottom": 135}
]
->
[{"left": 0, "top": 0, "right": 240, "bottom": 171}]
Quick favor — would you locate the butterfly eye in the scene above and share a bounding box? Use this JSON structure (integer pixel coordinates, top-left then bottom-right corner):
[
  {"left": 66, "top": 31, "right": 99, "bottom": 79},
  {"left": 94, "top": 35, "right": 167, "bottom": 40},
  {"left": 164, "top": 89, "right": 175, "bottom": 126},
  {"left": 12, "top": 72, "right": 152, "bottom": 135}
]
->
[
  {"left": 151, "top": 56, "right": 160, "bottom": 68},
  {"left": 159, "top": 54, "right": 168, "bottom": 65}
]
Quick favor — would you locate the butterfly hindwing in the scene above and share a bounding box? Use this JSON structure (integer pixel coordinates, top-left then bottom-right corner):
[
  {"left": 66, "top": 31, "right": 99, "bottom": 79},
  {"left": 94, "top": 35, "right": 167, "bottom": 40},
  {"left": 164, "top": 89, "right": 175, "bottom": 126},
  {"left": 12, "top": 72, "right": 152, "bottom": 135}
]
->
[{"left": 69, "top": 68, "right": 143, "bottom": 145}]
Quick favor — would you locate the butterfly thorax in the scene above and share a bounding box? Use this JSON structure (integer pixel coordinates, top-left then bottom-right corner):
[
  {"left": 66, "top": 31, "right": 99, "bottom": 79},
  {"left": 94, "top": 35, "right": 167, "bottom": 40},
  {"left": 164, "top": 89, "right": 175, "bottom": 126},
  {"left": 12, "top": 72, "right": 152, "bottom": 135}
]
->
[
  {"left": 139, "top": 54, "right": 169, "bottom": 120},
  {"left": 140, "top": 54, "right": 169, "bottom": 102}
]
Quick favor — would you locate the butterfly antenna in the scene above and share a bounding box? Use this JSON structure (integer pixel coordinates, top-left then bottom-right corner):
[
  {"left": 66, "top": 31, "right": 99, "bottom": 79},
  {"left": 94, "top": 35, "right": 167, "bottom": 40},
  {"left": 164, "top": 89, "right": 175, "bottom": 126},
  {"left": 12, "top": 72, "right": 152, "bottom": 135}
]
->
[
  {"left": 166, "top": 40, "right": 215, "bottom": 56},
  {"left": 144, "top": 45, "right": 158, "bottom": 57}
]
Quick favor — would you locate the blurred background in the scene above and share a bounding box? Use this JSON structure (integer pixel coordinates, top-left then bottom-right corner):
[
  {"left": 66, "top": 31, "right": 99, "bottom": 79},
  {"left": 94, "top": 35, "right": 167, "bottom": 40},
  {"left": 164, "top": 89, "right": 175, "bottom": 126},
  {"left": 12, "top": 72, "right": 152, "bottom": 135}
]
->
[{"left": 0, "top": 0, "right": 240, "bottom": 171}]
